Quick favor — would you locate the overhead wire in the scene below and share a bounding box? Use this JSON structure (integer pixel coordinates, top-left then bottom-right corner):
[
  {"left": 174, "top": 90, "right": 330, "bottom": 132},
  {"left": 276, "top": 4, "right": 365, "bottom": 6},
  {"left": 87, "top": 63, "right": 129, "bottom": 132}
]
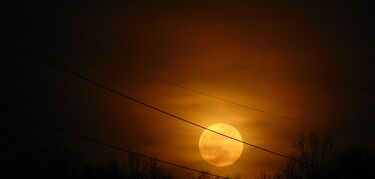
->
[
  {"left": 2, "top": 40, "right": 299, "bottom": 162},
  {"left": 1, "top": 132, "right": 108, "bottom": 174},
  {"left": 3, "top": 111, "right": 229, "bottom": 179},
  {"left": 124, "top": 66, "right": 329, "bottom": 130},
  {"left": 148, "top": 0, "right": 342, "bottom": 81},
  {"left": 53, "top": 39, "right": 327, "bottom": 130}
]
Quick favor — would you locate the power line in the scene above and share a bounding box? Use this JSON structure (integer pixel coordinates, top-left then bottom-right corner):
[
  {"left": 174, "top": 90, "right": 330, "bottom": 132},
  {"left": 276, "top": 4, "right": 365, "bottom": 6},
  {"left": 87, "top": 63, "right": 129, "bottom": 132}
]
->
[
  {"left": 53, "top": 40, "right": 328, "bottom": 130},
  {"left": 124, "top": 66, "right": 328, "bottom": 130},
  {"left": 16, "top": 0, "right": 341, "bottom": 130},
  {"left": 1, "top": 132, "right": 107, "bottom": 174},
  {"left": 148, "top": 0, "right": 341, "bottom": 81},
  {"left": 3, "top": 40, "right": 298, "bottom": 162},
  {"left": 4, "top": 111, "right": 229, "bottom": 179},
  {"left": 54, "top": 39, "right": 325, "bottom": 129}
]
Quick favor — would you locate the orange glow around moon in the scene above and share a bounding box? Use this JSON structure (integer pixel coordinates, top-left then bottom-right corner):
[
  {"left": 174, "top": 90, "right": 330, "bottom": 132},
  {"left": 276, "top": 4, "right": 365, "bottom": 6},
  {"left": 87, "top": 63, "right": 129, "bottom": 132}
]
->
[{"left": 199, "top": 123, "right": 243, "bottom": 167}]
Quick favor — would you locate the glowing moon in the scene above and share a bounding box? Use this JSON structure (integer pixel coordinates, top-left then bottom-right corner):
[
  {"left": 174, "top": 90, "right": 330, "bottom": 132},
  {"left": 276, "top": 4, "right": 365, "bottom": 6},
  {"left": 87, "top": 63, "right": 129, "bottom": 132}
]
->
[{"left": 199, "top": 123, "right": 243, "bottom": 167}]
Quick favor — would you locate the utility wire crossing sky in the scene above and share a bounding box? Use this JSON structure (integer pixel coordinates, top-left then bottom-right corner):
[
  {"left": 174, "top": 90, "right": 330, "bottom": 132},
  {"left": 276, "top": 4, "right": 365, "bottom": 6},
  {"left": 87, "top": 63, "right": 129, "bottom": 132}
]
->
[
  {"left": 3, "top": 111, "right": 229, "bottom": 179},
  {"left": 3, "top": 40, "right": 305, "bottom": 163}
]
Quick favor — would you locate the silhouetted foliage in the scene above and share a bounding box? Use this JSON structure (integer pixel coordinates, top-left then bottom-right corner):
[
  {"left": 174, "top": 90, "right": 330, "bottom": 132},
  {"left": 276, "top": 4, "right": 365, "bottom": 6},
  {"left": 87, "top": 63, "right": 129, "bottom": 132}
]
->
[
  {"left": 2, "top": 148, "right": 234, "bottom": 179},
  {"left": 256, "top": 133, "right": 375, "bottom": 179},
  {"left": 2, "top": 150, "right": 172, "bottom": 179}
]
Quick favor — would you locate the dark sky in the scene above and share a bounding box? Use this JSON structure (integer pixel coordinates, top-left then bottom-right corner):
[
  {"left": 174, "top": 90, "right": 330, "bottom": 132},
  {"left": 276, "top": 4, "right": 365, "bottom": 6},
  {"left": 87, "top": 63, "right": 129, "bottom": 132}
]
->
[{"left": 3, "top": 0, "right": 373, "bottom": 178}]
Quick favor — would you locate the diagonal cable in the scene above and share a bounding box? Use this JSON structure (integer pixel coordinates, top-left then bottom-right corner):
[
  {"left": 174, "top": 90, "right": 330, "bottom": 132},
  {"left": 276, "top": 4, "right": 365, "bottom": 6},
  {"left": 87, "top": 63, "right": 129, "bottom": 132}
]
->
[
  {"left": 3, "top": 40, "right": 298, "bottom": 161},
  {"left": 149, "top": 0, "right": 341, "bottom": 81},
  {"left": 4, "top": 111, "right": 228, "bottom": 179}
]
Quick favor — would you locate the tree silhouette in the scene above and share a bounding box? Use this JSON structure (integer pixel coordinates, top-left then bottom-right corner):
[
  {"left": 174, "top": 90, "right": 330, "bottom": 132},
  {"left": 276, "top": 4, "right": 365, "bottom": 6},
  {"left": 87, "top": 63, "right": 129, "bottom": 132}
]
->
[
  {"left": 2, "top": 151, "right": 171, "bottom": 179},
  {"left": 257, "top": 133, "right": 375, "bottom": 179}
]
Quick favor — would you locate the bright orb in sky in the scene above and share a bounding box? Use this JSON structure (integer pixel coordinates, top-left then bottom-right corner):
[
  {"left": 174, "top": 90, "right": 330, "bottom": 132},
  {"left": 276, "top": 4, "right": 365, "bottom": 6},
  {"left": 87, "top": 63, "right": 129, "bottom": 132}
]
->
[{"left": 199, "top": 123, "right": 243, "bottom": 167}]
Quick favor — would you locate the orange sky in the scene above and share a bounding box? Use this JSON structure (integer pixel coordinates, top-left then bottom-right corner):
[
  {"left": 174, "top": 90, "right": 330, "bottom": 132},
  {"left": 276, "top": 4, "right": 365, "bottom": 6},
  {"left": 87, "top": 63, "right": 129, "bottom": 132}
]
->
[{"left": 4, "top": 0, "right": 373, "bottom": 178}]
